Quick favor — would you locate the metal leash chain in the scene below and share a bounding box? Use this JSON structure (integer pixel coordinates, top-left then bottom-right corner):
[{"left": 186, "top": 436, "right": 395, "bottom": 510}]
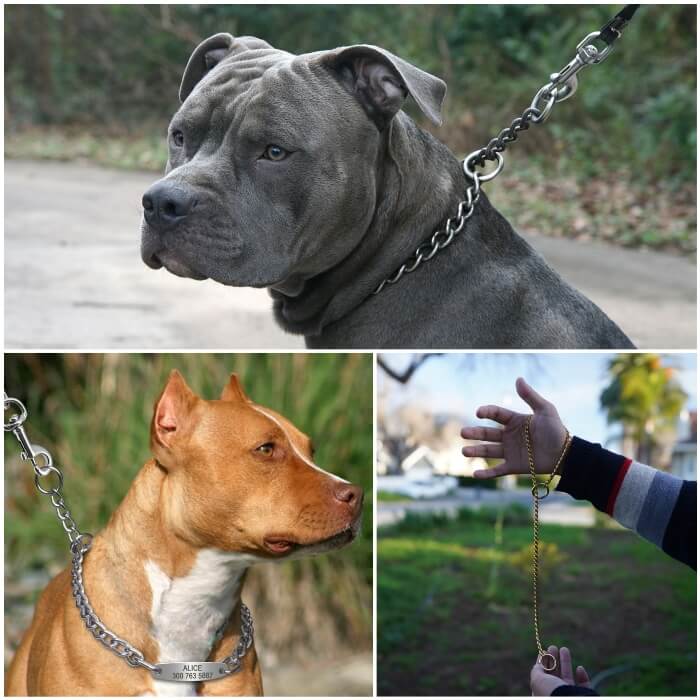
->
[
  {"left": 525, "top": 415, "right": 572, "bottom": 673},
  {"left": 3, "top": 392, "right": 253, "bottom": 682},
  {"left": 373, "top": 5, "right": 640, "bottom": 295}
]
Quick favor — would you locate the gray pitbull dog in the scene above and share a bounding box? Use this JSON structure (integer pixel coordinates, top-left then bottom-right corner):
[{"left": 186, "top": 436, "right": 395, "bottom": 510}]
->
[{"left": 140, "top": 33, "right": 634, "bottom": 349}]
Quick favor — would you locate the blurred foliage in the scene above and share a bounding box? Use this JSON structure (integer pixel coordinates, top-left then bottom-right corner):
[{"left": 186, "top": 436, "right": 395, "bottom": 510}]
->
[
  {"left": 4, "top": 353, "right": 372, "bottom": 664},
  {"left": 4, "top": 4, "right": 696, "bottom": 184},
  {"left": 378, "top": 506, "right": 696, "bottom": 695},
  {"left": 601, "top": 353, "right": 688, "bottom": 463},
  {"left": 4, "top": 5, "right": 696, "bottom": 253}
]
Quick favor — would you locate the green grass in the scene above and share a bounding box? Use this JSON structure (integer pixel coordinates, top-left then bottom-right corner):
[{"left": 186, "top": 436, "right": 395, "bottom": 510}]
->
[
  {"left": 5, "top": 126, "right": 167, "bottom": 172},
  {"left": 378, "top": 506, "right": 696, "bottom": 696},
  {"left": 4, "top": 353, "right": 373, "bottom": 659},
  {"left": 377, "top": 491, "right": 414, "bottom": 502}
]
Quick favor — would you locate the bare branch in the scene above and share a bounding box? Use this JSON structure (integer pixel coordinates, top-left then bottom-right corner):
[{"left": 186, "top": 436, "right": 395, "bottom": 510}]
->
[{"left": 377, "top": 353, "right": 443, "bottom": 384}]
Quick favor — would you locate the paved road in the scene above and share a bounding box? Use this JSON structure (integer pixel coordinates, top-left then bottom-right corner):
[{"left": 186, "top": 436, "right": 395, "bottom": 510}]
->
[
  {"left": 5, "top": 159, "right": 696, "bottom": 349},
  {"left": 378, "top": 487, "right": 597, "bottom": 527},
  {"left": 5, "top": 160, "right": 301, "bottom": 349}
]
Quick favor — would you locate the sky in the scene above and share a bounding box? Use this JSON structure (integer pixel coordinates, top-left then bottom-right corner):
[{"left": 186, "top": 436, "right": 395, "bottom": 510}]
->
[{"left": 379, "top": 352, "right": 697, "bottom": 449}]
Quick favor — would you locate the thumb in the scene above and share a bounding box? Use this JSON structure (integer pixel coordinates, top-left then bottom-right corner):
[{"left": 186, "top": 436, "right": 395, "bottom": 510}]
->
[{"left": 516, "top": 377, "right": 552, "bottom": 414}]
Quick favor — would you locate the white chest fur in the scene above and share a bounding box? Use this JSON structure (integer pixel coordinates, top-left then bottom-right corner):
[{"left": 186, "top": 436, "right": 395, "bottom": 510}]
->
[{"left": 145, "top": 549, "right": 250, "bottom": 696}]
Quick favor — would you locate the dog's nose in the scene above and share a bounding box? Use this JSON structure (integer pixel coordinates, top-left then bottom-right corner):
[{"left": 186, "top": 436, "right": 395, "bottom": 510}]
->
[
  {"left": 334, "top": 484, "right": 363, "bottom": 513},
  {"left": 142, "top": 182, "right": 196, "bottom": 230}
]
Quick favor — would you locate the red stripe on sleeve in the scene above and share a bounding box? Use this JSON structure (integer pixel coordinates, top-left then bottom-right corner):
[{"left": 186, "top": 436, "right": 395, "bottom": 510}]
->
[{"left": 605, "top": 457, "right": 632, "bottom": 516}]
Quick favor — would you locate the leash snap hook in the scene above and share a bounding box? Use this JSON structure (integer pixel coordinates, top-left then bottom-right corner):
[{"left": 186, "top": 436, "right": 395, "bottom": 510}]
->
[
  {"left": 550, "top": 74, "right": 578, "bottom": 103},
  {"left": 576, "top": 31, "right": 615, "bottom": 65},
  {"left": 3, "top": 395, "right": 28, "bottom": 431}
]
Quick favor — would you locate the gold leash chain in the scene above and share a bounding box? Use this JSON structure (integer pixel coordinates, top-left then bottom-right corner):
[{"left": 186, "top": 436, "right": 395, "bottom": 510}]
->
[{"left": 525, "top": 415, "right": 572, "bottom": 673}]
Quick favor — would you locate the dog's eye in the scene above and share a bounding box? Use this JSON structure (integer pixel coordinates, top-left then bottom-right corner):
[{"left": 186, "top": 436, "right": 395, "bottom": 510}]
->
[
  {"left": 255, "top": 442, "right": 275, "bottom": 456},
  {"left": 263, "top": 145, "right": 288, "bottom": 161},
  {"left": 171, "top": 130, "right": 185, "bottom": 148}
]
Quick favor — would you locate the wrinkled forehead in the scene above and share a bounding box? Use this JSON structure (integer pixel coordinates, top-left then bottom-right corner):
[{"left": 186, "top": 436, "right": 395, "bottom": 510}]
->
[
  {"left": 175, "top": 44, "right": 347, "bottom": 133},
  {"left": 182, "top": 45, "right": 281, "bottom": 108}
]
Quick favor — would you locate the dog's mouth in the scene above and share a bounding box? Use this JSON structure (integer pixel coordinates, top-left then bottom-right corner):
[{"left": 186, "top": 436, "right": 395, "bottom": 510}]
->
[
  {"left": 263, "top": 517, "right": 361, "bottom": 557},
  {"left": 140, "top": 218, "right": 299, "bottom": 289},
  {"left": 146, "top": 249, "right": 208, "bottom": 281},
  {"left": 140, "top": 221, "right": 207, "bottom": 281}
]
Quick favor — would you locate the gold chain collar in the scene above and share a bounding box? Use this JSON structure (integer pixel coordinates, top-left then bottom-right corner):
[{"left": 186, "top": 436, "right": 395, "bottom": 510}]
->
[{"left": 525, "top": 415, "right": 572, "bottom": 672}]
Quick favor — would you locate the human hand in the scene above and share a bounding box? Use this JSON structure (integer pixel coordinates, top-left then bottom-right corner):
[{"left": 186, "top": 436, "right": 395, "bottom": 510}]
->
[
  {"left": 530, "top": 645, "right": 593, "bottom": 696},
  {"left": 460, "top": 377, "right": 569, "bottom": 478}
]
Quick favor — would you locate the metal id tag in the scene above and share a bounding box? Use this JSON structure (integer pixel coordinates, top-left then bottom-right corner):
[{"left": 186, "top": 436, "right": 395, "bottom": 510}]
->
[{"left": 154, "top": 662, "right": 231, "bottom": 682}]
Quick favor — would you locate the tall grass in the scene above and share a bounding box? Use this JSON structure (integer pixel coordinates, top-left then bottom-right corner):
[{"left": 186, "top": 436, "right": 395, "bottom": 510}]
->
[{"left": 4, "top": 353, "right": 372, "bottom": 662}]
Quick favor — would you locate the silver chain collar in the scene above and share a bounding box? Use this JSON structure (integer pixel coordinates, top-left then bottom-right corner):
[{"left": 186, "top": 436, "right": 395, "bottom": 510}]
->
[
  {"left": 4, "top": 392, "right": 254, "bottom": 684},
  {"left": 373, "top": 25, "right": 626, "bottom": 296}
]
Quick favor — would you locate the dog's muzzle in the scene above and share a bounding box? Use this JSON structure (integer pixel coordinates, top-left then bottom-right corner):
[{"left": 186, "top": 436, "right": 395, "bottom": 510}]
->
[{"left": 140, "top": 221, "right": 207, "bottom": 280}]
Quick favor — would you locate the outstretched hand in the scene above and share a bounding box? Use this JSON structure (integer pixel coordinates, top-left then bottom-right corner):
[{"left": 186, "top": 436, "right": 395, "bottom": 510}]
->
[
  {"left": 530, "top": 646, "right": 593, "bottom": 696},
  {"left": 460, "top": 378, "right": 569, "bottom": 478}
]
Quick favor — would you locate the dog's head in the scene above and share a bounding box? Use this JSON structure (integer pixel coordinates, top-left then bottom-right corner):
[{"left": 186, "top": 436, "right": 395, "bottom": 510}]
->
[
  {"left": 140, "top": 34, "right": 445, "bottom": 289},
  {"left": 149, "top": 369, "right": 363, "bottom": 559}
]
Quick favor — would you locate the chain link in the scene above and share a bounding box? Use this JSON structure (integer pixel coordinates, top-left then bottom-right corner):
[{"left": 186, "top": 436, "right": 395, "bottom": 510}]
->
[
  {"left": 220, "top": 603, "right": 255, "bottom": 673},
  {"left": 525, "top": 415, "right": 572, "bottom": 673},
  {"left": 4, "top": 392, "right": 254, "bottom": 680},
  {"left": 4, "top": 392, "right": 86, "bottom": 545},
  {"left": 373, "top": 23, "right": 627, "bottom": 296}
]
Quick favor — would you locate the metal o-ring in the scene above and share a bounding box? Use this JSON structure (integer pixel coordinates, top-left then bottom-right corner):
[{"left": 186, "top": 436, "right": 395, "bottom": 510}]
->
[
  {"left": 34, "top": 464, "right": 64, "bottom": 495},
  {"left": 532, "top": 482, "right": 550, "bottom": 499},
  {"left": 463, "top": 150, "right": 504, "bottom": 183},
  {"left": 539, "top": 652, "right": 557, "bottom": 672},
  {"left": 70, "top": 533, "right": 94, "bottom": 555}
]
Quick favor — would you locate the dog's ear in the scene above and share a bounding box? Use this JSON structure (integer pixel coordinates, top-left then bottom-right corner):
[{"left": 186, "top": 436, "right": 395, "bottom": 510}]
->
[
  {"left": 325, "top": 45, "right": 446, "bottom": 129},
  {"left": 220, "top": 373, "right": 250, "bottom": 403},
  {"left": 151, "top": 370, "right": 198, "bottom": 450},
  {"left": 179, "top": 32, "right": 235, "bottom": 102}
]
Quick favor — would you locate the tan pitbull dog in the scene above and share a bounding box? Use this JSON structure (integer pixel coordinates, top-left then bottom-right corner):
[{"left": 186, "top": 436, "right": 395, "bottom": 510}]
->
[{"left": 6, "top": 371, "right": 363, "bottom": 696}]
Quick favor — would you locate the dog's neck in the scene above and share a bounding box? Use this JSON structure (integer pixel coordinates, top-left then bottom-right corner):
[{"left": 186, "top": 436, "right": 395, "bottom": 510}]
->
[
  {"left": 86, "top": 461, "right": 250, "bottom": 694},
  {"left": 270, "top": 111, "right": 469, "bottom": 337}
]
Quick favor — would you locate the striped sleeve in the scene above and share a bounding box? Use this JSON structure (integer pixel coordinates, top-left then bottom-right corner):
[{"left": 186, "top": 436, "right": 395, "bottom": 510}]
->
[{"left": 556, "top": 437, "right": 696, "bottom": 570}]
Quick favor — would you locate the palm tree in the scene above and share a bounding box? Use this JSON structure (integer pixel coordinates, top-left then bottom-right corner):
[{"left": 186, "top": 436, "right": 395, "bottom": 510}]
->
[{"left": 600, "top": 354, "right": 687, "bottom": 464}]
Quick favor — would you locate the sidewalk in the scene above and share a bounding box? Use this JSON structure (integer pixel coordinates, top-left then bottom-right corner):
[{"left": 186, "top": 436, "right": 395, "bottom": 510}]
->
[{"left": 378, "top": 487, "right": 597, "bottom": 527}]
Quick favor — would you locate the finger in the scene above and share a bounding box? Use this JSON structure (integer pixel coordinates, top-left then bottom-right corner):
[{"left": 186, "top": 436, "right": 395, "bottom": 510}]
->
[
  {"left": 460, "top": 426, "right": 503, "bottom": 442},
  {"left": 547, "top": 645, "right": 560, "bottom": 677},
  {"left": 462, "top": 443, "right": 504, "bottom": 459},
  {"left": 472, "top": 462, "right": 511, "bottom": 479},
  {"left": 559, "top": 647, "right": 574, "bottom": 685},
  {"left": 575, "top": 665, "right": 592, "bottom": 688},
  {"left": 475, "top": 404, "right": 515, "bottom": 425},
  {"left": 516, "top": 377, "right": 552, "bottom": 414}
]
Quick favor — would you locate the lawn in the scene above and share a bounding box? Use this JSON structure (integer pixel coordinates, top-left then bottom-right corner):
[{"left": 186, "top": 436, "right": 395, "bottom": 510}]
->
[{"left": 378, "top": 507, "right": 696, "bottom": 696}]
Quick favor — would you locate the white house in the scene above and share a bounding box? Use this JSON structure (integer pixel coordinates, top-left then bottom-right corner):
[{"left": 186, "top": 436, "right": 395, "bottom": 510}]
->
[
  {"left": 377, "top": 446, "right": 458, "bottom": 499},
  {"left": 670, "top": 409, "right": 697, "bottom": 480}
]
